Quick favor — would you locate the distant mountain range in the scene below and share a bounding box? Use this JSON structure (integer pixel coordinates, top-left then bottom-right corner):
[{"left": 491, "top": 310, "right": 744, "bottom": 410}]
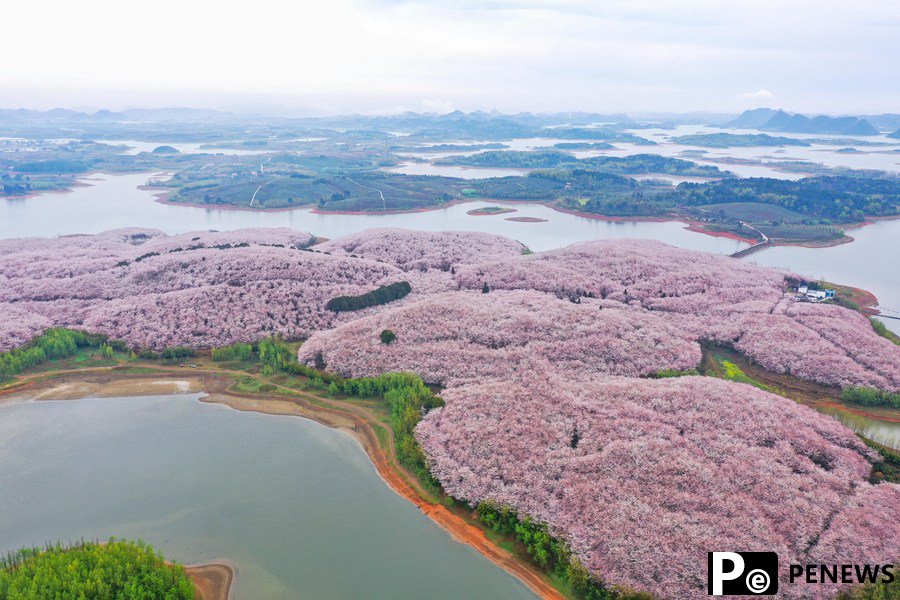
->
[
  {"left": 724, "top": 108, "right": 881, "bottom": 135},
  {"left": 2, "top": 106, "right": 898, "bottom": 141},
  {"left": 0, "top": 107, "right": 242, "bottom": 123}
]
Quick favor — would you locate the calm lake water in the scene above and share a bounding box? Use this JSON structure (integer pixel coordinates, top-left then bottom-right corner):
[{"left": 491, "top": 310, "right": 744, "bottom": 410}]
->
[
  {"left": 0, "top": 394, "right": 536, "bottom": 600},
  {"left": 0, "top": 172, "right": 746, "bottom": 254},
  {"left": 385, "top": 126, "right": 900, "bottom": 180},
  {"left": 818, "top": 406, "right": 900, "bottom": 450},
  {"left": 744, "top": 218, "right": 900, "bottom": 334}
]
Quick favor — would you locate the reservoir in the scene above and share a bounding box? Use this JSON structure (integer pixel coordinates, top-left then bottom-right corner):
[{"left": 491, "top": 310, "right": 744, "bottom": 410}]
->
[
  {"left": 0, "top": 394, "right": 536, "bottom": 600},
  {"left": 0, "top": 172, "right": 746, "bottom": 254},
  {"left": 1, "top": 171, "right": 897, "bottom": 334}
]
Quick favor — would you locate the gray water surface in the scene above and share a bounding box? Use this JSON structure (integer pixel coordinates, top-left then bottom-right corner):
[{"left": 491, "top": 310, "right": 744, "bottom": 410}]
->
[
  {"left": 0, "top": 394, "right": 536, "bottom": 600},
  {"left": 0, "top": 171, "right": 746, "bottom": 254}
]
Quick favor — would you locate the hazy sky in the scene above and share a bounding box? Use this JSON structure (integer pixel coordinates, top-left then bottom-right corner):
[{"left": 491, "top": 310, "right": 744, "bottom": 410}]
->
[{"left": 1, "top": 0, "right": 897, "bottom": 115}]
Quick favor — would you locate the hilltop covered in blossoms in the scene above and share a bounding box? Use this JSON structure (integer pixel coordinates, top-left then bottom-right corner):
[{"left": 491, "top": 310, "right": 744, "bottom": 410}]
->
[
  {"left": 315, "top": 228, "right": 526, "bottom": 272},
  {"left": 298, "top": 289, "right": 701, "bottom": 386},
  {"left": 417, "top": 369, "right": 898, "bottom": 600},
  {"left": 0, "top": 228, "right": 520, "bottom": 351},
  {"left": 3, "top": 227, "right": 899, "bottom": 599},
  {"left": 0, "top": 227, "right": 403, "bottom": 349},
  {"left": 302, "top": 238, "right": 900, "bottom": 392}
]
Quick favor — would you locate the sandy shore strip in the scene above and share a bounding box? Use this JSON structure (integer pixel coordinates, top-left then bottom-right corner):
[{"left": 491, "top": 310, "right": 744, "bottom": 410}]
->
[{"left": 185, "top": 562, "right": 234, "bottom": 600}]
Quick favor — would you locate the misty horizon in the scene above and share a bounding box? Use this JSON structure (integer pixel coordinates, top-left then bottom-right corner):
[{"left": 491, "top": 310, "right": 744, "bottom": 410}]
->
[{"left": 2, "top": 0, "right": 897, "bottom": 116}]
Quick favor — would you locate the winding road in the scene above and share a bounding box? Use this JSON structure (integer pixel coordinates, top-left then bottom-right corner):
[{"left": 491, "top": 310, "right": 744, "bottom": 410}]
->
[
  {"left": 249, "top": 179, "right": 277, "bottom": 208},
  {"left": 345, "top": 176, "right": 386, "bottom": 210}
]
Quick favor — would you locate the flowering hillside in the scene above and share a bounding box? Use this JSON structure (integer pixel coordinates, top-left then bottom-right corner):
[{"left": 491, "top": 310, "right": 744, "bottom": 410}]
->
[
  {"left": 449, "top": 240, "right": 900, "bottom": 392},
  {"left": 2, "top": 227, "right": 898, "bottom": 598},
  {"left": 298, "top": 290, "right": 701, "bottom": 385},
  {"left": 0, "top": 228, "right": 410, "bottom": 349},
  {"left": 416, "top": 369, "right": 898, "bottom": 600},
  {"left": 315, "top": 228, "right": 526, "bottom": 272}
]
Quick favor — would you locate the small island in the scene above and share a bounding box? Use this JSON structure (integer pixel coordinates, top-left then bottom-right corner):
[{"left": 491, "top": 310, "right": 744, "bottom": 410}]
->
[
  {"left": 467, "top": 205, "right": 517, "bottom": 216},
  {"left": 505, "top": 216, "right": 548, "bottom": 222},
  {"left": 0, "top": 539, "right": 230, "bottom": 599},
  {"left": 152, "top": 145, "right": 181, "bottom": 154}
]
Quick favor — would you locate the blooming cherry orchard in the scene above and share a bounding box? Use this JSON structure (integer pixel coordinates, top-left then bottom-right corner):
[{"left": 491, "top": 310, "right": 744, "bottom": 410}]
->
[
  {"left": 2, "top": 227, "right": 899, "bottom": 598},
  {"left": 315, "top": 228, "right": 526, "bottom": 272},
  {"left": 416, "top": 370, "right": 899, "bottom": 600},
  {"left": 297, "top": 290, "right": 701, "bottom": 385},
  {"left": 452, "top": 239, "right": 900, "bottom": 392},
  {"left": 0, "top": 228, "right": 413, "bottom": 349}
]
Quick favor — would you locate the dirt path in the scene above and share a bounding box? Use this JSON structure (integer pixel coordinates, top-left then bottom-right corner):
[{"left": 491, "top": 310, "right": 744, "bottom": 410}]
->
[
  {"left": 249, "top": 179, "right": 277, "bottom": 208},
  {"left": 344, "top": 176, "right": 386, "bottom": 210},
  {"left": 1, "top": 367, "right": 564, "bottom": 600}
]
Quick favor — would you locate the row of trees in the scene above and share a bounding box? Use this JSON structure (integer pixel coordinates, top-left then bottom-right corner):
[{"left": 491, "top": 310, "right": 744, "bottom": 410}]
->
[
  {"left": 0, "top": 539, "right": 195, "bottom": 599},
  {"left": 137, "top": 346, "right": 196, "bottom": 361},
  {"left": 842, "top": 386, "right": 900, "bottom": 409},
  {"left": 210, "top": 342, "right": 253, "bottom": 362},
  {"left": 325, "top": 281, "right": 411, "bottom": 312},
  {"left": 669, "top": 175, "right": 900, "bottom": 222},
  {"left": 476, "top": 502, "right": 635, "bottom": 600},
  {"left": 328, "top": 372, "right": 444, "bottom": 484},
  {"left": 0, "top": 328, "right": 108, "bottom": 377}
]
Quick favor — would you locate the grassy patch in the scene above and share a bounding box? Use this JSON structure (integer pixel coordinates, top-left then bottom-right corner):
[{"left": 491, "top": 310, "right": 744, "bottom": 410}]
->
[
  {"left": 720, "top": 360, "right": 774, "bottom": 391},
  {"left": 699, "top": 201, "right": 808, "bottom": 223},
  {"left": 232, "top": 375, "right": 265, "bottom": 393},
  {"left": 871, "top": 317, "right": 900, "bottom": 345},
  {"left": 866, "top": 441, "right": 900, "bottom": 484}
]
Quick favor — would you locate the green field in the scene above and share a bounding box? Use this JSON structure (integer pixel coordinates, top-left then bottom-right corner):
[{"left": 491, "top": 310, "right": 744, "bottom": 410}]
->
[{"left": 697, "top": 201, "right": 808, "bottom": 223}]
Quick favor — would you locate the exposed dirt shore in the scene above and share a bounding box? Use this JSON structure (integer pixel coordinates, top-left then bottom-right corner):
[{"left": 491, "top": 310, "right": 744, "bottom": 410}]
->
[
  {"left": 185, "top": 562, "right": 234, "bottom": 600},
  {"left": 682, "top": 223, "right": 762, "bottom": 245}
]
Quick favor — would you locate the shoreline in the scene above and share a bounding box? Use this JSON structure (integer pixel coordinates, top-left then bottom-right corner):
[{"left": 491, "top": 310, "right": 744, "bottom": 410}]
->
[
  {"left": 11, "top": 173, "right": 894, "bottom": 253},
  {"left": 185, "top": 562, "right": 234, "bottom": 600},
  {"left": 682, "top": 223, "right": 759, "bottom": 245},
  {"left": 0, "top": 370, "right": 564, "bottom": 600}
]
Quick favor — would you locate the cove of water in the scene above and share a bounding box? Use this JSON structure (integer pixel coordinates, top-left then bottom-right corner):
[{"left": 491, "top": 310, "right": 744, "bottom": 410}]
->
[
  {"left": 818, "top": 405, "right": 900, "bottom": 450},
  {"left": 0, "top": 394, "right": 536, "bottom": 600},
  {"left": 744, "top": 218, "right": 900, "bottom": 334}
]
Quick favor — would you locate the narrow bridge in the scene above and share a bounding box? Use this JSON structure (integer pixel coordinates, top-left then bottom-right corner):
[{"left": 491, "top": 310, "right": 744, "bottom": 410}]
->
[{"left": 729, "top": 221, "right": 769, "bottom": 258}]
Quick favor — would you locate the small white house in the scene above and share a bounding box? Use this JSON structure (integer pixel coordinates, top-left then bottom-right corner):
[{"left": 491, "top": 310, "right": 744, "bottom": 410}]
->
[{"left": 797, "top": 286, "right": 835, "bottom": 302}]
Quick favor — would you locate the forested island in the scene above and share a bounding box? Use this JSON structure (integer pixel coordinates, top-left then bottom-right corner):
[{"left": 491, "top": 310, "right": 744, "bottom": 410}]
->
[
  {"left": 670, "top": 133, "right": 813, "bottom": 147},
  {"left": 0, "top": 539, "right": 199, "bottom": 599}
]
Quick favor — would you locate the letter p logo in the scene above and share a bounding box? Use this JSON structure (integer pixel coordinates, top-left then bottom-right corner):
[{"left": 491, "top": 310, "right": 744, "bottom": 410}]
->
[{"left": 708, "top": 552, "right": 778, "bottom": 595}]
